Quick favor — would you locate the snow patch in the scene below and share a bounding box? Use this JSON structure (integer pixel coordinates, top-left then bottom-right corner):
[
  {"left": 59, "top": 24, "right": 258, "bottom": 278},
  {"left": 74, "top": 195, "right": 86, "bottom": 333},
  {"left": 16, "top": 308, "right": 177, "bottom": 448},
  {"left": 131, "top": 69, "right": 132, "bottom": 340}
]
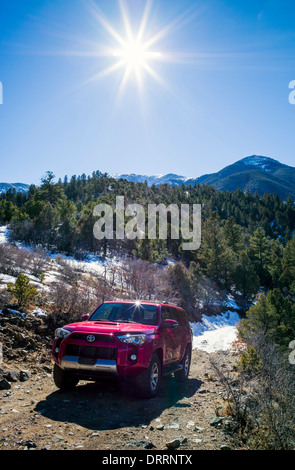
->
[
  {"left": 190, "top": 310, "right": 240, "bottom": 353},
  {"left": 0, "top": 225, "right": 9, "bottom": 244}
]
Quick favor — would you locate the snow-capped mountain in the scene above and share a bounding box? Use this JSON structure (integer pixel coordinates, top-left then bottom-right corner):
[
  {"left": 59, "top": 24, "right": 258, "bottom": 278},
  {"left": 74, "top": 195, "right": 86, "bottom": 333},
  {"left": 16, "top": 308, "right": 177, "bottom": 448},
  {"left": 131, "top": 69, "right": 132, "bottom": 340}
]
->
[
  {"left": 1, "top": 155, "right": 294, "bottom": 199},
  {"left": 0, "top": 183, "right": 30, "bottom": 195},
  {"left": 112, "top": 172, "right": 197, "bottom": 186},
  {"left": 113, "top": 156, "right": 295, "bottom": 199}
]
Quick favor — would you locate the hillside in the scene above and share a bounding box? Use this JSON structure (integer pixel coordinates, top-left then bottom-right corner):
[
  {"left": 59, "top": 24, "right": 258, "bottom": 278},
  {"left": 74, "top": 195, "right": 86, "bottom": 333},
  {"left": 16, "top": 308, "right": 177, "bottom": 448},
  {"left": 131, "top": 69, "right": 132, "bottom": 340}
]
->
[
  {"left": 114, "top": 156, "right": 295, "bottom": 199},
  {"left": 1, "top": 156, "right": 294, "bottom": 200}
]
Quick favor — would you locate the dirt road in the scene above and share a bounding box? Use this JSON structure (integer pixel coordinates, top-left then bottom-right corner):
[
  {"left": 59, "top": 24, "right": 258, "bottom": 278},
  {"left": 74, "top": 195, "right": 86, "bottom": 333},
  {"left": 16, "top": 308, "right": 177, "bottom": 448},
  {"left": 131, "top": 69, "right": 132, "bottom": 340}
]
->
[{"left": 0, "top": 349, "right": 240, "bottom": 451}]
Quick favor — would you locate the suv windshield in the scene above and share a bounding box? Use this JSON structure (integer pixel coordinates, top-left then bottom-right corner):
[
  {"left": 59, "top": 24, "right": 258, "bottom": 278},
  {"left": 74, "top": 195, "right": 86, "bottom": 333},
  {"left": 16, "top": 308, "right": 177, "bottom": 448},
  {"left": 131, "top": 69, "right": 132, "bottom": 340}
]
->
[{"left": 90, "top": 302, "right": 158, "bottom": 326}]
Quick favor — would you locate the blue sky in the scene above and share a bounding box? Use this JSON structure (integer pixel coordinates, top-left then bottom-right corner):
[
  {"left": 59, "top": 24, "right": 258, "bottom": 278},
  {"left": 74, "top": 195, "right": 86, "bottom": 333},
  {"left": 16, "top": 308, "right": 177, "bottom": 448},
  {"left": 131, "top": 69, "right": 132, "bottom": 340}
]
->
[{"left": 0, "top": 0, "right": 294, "bottom": 185}]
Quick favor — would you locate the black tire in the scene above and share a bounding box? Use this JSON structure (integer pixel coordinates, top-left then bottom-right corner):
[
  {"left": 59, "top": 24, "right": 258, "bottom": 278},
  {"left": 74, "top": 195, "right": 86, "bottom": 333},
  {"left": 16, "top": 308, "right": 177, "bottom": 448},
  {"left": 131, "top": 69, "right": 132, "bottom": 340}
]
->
[
  {"left": 135, "top": 354, "right": 162, "bottom": 399},
  {"left": 53, "top": 363, "right": 79, "bottom": 391},
  {"left": 174, "top": 346, "right": 191, "bottom": 383}
]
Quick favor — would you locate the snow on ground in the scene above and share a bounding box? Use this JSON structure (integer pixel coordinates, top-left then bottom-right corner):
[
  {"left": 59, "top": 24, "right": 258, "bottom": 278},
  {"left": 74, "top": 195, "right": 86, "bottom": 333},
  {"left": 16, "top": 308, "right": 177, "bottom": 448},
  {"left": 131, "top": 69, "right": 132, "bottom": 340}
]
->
[
  {"left": 0, "top": 225, "right": 121, "bottom": 284},
  {"left": 0, "top": 225, "right": 9, "bottom": 244},
  {"left": 190, "top": 310, "right": 240, "bottom": 353},
  {"left": 0, "top": 225, "right": 241, "bottom": 348}
]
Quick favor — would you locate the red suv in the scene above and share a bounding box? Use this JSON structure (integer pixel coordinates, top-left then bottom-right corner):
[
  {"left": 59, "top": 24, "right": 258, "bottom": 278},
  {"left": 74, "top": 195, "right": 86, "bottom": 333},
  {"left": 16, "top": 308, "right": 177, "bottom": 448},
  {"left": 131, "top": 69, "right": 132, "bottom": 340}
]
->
[{"left": 52, "top": 301, "right": 193, "bottom": 398}]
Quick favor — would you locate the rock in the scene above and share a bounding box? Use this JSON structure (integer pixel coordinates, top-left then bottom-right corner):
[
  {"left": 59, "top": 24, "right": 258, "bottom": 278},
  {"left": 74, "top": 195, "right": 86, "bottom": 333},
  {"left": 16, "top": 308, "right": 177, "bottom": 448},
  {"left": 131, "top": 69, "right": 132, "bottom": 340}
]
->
[
  {"left": 209, "top": 417, "right": 224, "bottom": 427},
  {"left": 125, "top": 440, "right": 155, "bottom": 449},
  {"left": 165, "top": 423, "right": 180, "bottom": 430},
  {"left": 186, "top": 421, "right": 195, "bottom": 429},
  {"left": 36, "top": 325, "right": 48, "bottom": 334},
  {"left": 166, "top": 439, "right": 181, "bottom": 450},
  {"left": 220, "top": 445, "right": 231, "bottom": 451},
  {"left": 0, "top": 378, "right": 11, "bottom": 390},
  {"left": 16, "top": 332, "right": 26, "bottom": 343},
  {"left": 24, "top": 441, "right": 37, "bottom": 449},
  {"left": 52, "top": 435, "right": 64, "bottom": 442},
  {"left": 156, "top": 424, "right": 164, "bottom": 430},
  {"left": 4, "top": 370, "right": 19, "bottom": 382},
  {"left": 19, "top": 370, "right": 31, "bottom": 382},
  {"left": 194, "top": 426, "right": 205, "bottom": 433},
  {"left": 145, "top": 442, "right": 156, "bottom": 449}
]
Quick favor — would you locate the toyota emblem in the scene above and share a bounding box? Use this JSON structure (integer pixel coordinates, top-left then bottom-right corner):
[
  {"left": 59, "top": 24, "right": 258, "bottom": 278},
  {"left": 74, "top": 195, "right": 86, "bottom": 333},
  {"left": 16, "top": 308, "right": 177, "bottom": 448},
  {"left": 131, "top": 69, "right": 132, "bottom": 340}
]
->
[{"left": 86, "top": 335, "right": 95, "bottom": 343}]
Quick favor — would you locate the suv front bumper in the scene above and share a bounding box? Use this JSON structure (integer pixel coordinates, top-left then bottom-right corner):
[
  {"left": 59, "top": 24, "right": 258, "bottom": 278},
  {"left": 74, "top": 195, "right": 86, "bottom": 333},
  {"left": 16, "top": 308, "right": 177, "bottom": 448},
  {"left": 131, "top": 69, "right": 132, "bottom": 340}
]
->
[{"left": 60, "top": 355, "right": 118, "bottom": 374}]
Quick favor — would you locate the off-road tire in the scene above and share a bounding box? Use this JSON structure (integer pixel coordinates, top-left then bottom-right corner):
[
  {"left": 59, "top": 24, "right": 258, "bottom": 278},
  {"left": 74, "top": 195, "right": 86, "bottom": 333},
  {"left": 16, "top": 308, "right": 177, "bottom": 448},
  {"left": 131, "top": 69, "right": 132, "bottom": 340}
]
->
[
  {"left": 135, "top": 354, "right": 162, "bottom": 398},
  {"left": 174, "top": 346, "right": 191, "bottom": 383},
  {"left": 53, "top": 363, "right": 79, "bottom": 391}
]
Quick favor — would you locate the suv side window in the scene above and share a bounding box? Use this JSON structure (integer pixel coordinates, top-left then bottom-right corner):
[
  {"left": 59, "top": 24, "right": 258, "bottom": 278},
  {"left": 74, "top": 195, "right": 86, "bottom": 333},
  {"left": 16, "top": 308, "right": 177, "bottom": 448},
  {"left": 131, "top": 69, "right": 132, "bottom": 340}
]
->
[
  {"left": 177, "top": 308, "right": 189, "bottom": 327},
  {"left": 161, "top": 306, "right": 171, "bottom": 323},
  {"left": 161, "top": 306, "right": 180, "bottom": 325},
  {"left": 170, "top": 307, "right": 182, "bottom": 326}
]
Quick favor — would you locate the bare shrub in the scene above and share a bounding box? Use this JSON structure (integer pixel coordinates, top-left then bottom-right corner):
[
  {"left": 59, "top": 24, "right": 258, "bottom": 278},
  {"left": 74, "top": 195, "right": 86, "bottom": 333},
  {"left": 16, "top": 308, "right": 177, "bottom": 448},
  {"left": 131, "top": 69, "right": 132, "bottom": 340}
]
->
[
  {"left": 117, "top": 258, "right": 171, "bottom": 302},
  {"left": 0, "top": 243, "right": 21, "bottom": 276},
  {"left": 27, "top": 248, "right": 49, "bottom": 278},
  {"left": 55, "top": 258, "right": 81, "bottom": 286},
  {"left": 211, "top": 332, "right": 295, "bottom": 450},
  {"left": 46, "top": 280, "right": 96, "bottom": 329}
]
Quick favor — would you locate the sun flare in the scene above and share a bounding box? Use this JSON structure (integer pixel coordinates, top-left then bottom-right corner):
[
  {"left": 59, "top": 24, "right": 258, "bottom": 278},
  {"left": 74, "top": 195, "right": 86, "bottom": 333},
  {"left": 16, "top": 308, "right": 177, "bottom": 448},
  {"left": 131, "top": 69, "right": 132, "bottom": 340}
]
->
[
  {"left": 113, "top": 40, "right": 161, "bottom": 69},
  {"left": 87, "top": 0, "right": 166, "bottom": 95}
]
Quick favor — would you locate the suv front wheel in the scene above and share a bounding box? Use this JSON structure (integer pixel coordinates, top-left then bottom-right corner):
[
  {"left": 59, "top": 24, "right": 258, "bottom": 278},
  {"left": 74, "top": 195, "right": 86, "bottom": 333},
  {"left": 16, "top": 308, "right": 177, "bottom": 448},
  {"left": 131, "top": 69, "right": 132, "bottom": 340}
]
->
[
  {"left": 53, "top": 363, "right": 79, "bottom": 391},
  {"left": 136, "top": 354, "right": 161, "bottom": 398}
]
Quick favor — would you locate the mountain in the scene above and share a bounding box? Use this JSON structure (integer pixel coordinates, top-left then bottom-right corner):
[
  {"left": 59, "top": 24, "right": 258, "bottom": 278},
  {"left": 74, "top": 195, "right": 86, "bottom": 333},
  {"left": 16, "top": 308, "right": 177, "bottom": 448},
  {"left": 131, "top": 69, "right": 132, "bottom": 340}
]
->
[
  {"left": 114, "top": 156, "right": 295, "bottom": 199},
  {"left": 1, "top": 155, "right": 294, "bottom": 199},
  {"left": 0, "top": 183, "right": 30, "bottom": 195}
]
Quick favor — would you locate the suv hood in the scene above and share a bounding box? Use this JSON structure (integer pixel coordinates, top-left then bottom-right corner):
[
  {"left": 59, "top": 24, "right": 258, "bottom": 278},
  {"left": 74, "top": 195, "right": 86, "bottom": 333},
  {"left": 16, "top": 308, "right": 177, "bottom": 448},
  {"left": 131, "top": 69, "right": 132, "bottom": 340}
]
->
[{"left": 63, "top": 321, "right": 158, "bottom": 336}]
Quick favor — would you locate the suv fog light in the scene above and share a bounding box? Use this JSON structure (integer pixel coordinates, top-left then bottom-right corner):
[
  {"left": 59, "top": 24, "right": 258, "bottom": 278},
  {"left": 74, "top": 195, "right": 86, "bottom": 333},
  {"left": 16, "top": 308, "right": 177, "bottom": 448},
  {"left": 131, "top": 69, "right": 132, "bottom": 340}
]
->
[{"left": 130, "top": 354, "right": 137, "bottom": 361}]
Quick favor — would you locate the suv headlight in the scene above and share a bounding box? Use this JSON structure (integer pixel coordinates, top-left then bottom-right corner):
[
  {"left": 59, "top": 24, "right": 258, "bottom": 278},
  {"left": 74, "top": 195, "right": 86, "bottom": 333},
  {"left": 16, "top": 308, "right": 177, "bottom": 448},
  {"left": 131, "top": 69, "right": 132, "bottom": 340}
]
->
[
  {"left": 54, "top": 328, "right": 72, "bottom": 340},
  {"left": 117, "top": 334, "right": 147, "bottom": 345}
]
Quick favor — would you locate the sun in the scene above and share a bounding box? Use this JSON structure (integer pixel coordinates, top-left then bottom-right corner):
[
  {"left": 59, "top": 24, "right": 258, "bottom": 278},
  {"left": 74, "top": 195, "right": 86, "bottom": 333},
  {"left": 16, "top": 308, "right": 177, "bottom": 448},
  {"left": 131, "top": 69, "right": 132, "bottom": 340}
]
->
[
  {"left": 87, "top": 0, "right": 166, "bottom": 94},
  {"left": 114, "top": 41, "right": 151, "bottom": 68}
]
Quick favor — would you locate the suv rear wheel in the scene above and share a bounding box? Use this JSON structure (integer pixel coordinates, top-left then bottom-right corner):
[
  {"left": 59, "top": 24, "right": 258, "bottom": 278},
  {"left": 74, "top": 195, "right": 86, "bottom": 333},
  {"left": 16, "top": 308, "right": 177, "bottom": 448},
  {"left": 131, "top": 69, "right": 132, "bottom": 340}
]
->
[
  {"left": 53, "top": 363, "right": 79, "bottom": 391},
  {"left": 174, "top": 346, "right": 191, "bottom": 383},
  {"left": 136, "top": 354, "right": 161, "bottom": 398}
]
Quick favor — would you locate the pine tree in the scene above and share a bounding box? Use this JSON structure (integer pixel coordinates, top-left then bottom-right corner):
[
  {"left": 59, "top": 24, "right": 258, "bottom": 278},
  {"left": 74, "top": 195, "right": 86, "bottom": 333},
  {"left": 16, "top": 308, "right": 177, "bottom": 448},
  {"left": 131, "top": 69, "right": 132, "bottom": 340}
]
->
[
  {"left": 7, "top": 274, "right": 38, "bottom": 309},
  {"left": 233, "top": 251, "right": 259, "bottom": 304},
  {"left": 279, "top": 236, "right": 295, "bottom": 289},
  {"left": 248, "top": 227, "right": 272, "bottom": 287},
  {"left": 224, "top": 216, "right": 243, "bottom": 253}
]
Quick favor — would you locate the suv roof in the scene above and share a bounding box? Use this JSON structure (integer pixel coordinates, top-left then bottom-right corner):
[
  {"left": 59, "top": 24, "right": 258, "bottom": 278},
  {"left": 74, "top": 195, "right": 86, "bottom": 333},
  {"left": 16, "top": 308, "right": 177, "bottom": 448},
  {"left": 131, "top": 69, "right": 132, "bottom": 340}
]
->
[{"left": 102, "top": 300, "right": 182, "bottom": 308}]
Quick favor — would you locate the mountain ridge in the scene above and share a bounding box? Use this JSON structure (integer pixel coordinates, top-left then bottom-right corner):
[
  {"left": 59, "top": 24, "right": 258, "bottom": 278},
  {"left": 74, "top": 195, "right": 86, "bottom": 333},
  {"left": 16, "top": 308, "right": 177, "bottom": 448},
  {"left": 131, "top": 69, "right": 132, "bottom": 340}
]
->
[
  {"left": 1, "top": 155, "right": 294, "bottom": 199},
  {"left": 0, "top": 183, "right": 30, "bottom": 195},
  {"left": 113, "top": 155, "right": 295, "bottom": 199}
]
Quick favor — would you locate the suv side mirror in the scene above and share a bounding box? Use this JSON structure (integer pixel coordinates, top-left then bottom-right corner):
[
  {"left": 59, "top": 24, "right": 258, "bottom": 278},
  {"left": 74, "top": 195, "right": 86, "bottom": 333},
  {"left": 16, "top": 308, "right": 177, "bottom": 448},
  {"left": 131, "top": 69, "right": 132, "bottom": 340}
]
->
[
  {"left": 162, "top": 319, "right": 178, "bottom": 328},
  {"left": 81, "top": 314, "right": 89, "bottom": 321}
]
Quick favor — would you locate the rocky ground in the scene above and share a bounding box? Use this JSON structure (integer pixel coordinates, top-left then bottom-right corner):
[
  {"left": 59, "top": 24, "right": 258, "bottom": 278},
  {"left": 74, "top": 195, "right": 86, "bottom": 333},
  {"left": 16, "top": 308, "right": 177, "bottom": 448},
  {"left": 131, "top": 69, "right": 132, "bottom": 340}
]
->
[{"left": 0, "top": 313, "right": 245, "bottom": 451}]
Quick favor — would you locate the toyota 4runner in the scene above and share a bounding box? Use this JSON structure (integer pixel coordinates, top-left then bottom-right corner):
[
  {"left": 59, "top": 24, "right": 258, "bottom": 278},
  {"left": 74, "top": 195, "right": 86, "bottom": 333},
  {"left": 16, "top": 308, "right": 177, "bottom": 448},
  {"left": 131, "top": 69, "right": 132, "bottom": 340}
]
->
[{"left": 52, "top": 301, "right": 193, "bottom": 398}]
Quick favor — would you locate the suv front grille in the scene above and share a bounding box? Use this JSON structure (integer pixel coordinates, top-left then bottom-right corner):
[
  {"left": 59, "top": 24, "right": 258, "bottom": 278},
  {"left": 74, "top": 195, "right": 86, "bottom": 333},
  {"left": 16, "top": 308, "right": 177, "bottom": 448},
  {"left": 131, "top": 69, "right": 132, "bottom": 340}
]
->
[
  {"left": 70, "top": 333, "right": 114, "bottom": 343},
  {"left": 65, "top": 344, "right": 117, "bottom": 360}
]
